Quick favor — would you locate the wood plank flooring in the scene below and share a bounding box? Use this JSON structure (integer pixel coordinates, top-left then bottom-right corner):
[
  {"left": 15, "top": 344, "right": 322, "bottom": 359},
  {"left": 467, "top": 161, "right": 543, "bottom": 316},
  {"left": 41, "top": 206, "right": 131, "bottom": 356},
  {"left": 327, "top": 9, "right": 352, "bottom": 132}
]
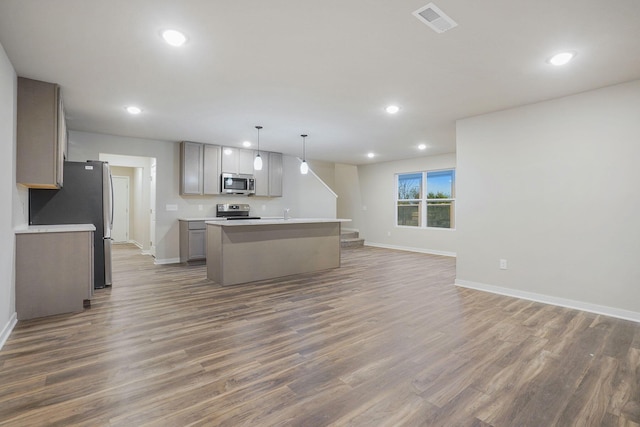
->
[{"left": 1, "top": 244, "right": 639, "bottom": 426}]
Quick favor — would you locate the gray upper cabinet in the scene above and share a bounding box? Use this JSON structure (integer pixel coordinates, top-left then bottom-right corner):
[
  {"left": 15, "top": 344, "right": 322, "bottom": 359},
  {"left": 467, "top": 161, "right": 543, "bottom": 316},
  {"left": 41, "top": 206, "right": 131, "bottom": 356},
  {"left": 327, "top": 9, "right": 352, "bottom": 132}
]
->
[
  {"left": 239, "top": 149, "right": 254, "bottom": 174},
  {"left": 254, "top": 152, "right": 269, "bottom": 196},
  {"left": 254, "top": 151, "right": 283, "bottom": 197},
  {"left": 203, "top": 144, "right": 221, "bottom": 195},
  {"left": 268, "top": 152, "right": 283, "bottom": 197},
  {"left": 180, "top": 141, "right": 203, "bottom": 195},
  {"left": 180, "top": 141, "right": 221, "bottom": 196},
  {"left": 220, "top": 147, "right": 237, "bottom": 174},
  {"left": 221, "top": 147, "right": 254, "bottom": 174},
  {"left": 183, "top": 142, "right": 281, "bottom": 197},
  {"left": 17, "top": 77, "right": 67, "bottom": 189}
]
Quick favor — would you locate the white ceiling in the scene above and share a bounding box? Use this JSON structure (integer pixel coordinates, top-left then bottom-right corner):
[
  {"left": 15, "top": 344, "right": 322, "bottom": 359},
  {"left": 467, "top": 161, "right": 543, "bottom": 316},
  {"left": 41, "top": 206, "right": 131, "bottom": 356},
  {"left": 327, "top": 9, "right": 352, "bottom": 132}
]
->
[{"left": 1, "top": 0, "right": 639, "bottom": 165}]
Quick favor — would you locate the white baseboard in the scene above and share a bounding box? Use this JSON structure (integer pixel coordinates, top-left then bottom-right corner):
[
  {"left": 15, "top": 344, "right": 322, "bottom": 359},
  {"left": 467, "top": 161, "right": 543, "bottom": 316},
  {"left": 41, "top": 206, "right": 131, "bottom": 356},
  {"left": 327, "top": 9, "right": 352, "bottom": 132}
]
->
[
  {"left": 154, "top": 258, "right": 181, "bottom": 265},
  {"left": 455, "top": 279, "right": 640, "bottom": 323},
  {"left": 0, "top": 312, "right": 17, "bottom": 351},
  {"left": 364, "top": 241, "right": 456, "bottom": 258}
]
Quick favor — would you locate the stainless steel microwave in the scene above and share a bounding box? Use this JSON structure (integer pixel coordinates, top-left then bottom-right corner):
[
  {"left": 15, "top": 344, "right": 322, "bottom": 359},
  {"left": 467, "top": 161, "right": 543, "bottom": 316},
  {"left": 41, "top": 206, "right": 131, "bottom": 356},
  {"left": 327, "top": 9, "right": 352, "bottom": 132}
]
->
[{"left": 221, "top": 173, "right": 255, "bottom": 195}]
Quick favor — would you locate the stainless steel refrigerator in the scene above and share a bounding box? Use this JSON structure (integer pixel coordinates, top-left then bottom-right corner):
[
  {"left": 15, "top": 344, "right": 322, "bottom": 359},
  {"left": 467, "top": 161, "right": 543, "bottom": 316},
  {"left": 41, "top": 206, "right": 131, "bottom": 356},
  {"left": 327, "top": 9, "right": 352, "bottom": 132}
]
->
[{"left": 29, "top": 160, "right": 114, "bottom": 289}]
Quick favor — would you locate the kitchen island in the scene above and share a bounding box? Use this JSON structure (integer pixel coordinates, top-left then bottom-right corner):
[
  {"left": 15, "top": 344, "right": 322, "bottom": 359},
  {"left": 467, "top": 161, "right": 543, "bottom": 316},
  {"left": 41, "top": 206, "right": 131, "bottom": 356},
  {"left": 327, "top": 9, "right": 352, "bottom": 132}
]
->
[{"left": 206, "top": 219, "right": 348, "bottom": 286}]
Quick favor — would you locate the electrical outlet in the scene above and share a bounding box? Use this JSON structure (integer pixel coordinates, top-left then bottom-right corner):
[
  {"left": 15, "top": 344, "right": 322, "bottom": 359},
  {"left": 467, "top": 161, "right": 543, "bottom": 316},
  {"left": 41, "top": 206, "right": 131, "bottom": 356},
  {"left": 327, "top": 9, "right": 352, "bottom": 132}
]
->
[
  {"left": 499, "top": 259, "right": 508, "bottom": 270},
  {"left": 198, "top": 205, "right": 203, "bottom": 211},
  {"left": 387, "top": 231, "right": 391, "bottom": 237}
]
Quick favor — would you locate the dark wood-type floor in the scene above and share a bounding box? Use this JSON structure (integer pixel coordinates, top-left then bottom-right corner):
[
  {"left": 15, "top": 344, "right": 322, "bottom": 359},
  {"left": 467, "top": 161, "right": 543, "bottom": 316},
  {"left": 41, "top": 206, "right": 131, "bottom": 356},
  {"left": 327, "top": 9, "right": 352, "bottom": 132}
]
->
[{"left": 1, "top": 244, "right": 639, "bottom": 426}]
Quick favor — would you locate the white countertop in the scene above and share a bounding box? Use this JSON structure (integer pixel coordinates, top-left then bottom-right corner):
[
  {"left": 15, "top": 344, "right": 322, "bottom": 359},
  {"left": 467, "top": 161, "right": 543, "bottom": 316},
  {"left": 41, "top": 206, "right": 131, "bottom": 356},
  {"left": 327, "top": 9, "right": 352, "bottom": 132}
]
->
[
  {"left": 179, "top": 217, "right": 226, "bottom": 221},
  {"left": 206, "top": 218, "right": 351, "bottom": 227},
  {"left": 180, "top": 216, "right": 287, "bottom": 221},
  {"left": 15, "top": 224, "right": 97, "bottom": 234}
]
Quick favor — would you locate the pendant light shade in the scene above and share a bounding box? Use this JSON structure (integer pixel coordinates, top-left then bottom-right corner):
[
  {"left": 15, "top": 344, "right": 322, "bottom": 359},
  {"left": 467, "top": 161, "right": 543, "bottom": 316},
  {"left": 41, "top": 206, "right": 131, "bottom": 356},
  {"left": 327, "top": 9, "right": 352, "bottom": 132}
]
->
[
  {"left": 254, "top": 125, "right": 263, "bottom": 170},
  {"left": 300, "top": 134, "right": 308, "bottom": 174}
]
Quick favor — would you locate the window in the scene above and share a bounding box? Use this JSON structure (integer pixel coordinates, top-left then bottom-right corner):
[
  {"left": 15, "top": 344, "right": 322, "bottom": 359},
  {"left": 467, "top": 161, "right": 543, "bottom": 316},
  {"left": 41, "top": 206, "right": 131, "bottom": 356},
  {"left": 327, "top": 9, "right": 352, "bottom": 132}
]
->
[{"left": 396, "top": 169, "right": 455, "bottom": 229}]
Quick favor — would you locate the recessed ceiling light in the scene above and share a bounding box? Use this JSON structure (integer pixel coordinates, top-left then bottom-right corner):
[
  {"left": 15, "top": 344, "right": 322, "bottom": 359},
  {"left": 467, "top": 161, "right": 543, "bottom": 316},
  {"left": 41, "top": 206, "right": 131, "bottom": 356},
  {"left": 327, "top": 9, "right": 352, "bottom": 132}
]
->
[
  {"left": 223, "top": 148, "right": 233, "bottom": 155},
  {"left": 548, "top": 51, "right": 575, "bottom": 66},
  {"left": 418, "top": 144, "right": 427, "bottom": 150},
  {"left": 242, "top": 141, "right": 252, "bottom": 148},
  {"left": 126, "top": 106, "right": 142, "bottom": 115},
  {"left": 385, "top": 105, "right": 400, "bottom": 114},
  {"left": 162, "top": 29, "right": 187, "bottom": 47},
  {"left": 367, "top": 152, "right": 375, "bottom": 159}
]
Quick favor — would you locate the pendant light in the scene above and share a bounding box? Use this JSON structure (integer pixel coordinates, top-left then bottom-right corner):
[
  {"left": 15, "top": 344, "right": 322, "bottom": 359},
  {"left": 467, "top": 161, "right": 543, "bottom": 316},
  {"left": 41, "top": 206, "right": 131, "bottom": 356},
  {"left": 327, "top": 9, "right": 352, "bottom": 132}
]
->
[
  {"left": 254, "top": 125, "right": 263, "bottom": 170},
  {"left": 300, "top": 134, "right": 309, "bottom": 174}
]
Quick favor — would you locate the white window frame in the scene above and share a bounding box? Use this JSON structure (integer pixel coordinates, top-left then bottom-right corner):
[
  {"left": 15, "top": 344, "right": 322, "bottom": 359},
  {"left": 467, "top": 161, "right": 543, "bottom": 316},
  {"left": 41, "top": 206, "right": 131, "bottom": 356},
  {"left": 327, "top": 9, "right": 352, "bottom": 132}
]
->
[{"left": 395, "top": 168, "right": 456, "bottom": 230}]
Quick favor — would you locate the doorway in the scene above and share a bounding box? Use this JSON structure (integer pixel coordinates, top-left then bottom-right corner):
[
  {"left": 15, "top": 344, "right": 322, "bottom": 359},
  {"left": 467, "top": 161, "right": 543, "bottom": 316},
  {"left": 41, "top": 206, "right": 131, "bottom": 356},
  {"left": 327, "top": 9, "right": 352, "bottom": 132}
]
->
[
  {"left": 111, "top": 176, "right": 130, "bottom": 243},
  {"left": 99, "top": 154, "right": 156, "bottom": 257}
]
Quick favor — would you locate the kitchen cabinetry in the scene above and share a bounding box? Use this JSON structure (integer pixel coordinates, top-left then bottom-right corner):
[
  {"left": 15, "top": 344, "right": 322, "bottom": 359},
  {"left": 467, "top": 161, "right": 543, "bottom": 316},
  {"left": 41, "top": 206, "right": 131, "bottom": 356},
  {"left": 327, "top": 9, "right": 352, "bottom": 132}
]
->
[
  {"left": 180, "top": 141, "right": 282, "bottom": 197},
  {"left": 221, "top": 147, "right": 254, "bottom": 174},
  {"left": 15, "top": 225, "right": 94, "bottom": 320},
  {"left": 203, "top": 144, "right": 221, "bottom": 194},
  {"left": 180, "top": 141, "right": 203, "bottom": 195},
  {"left": 268, "top": 152, "right": 283, "bottom": 197},
  {"left": 179, "top": 219, "right": 212, "bottom": 262},
  {"left": 180, "top": 142, "right": 221, "bottom": 195},
  {"left": 17, "top": 77, "right": 67, "bottom": 188},
  {"left": 254, "top": 151, "right": 283, "bottom": 197}
]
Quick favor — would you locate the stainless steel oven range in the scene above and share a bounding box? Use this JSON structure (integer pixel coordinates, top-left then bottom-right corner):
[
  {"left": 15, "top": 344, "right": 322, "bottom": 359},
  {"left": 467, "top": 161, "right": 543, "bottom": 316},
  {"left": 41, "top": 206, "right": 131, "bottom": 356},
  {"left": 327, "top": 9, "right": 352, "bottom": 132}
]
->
[{"left": 216, "top": 204, "right": 261, "bottom": 220}]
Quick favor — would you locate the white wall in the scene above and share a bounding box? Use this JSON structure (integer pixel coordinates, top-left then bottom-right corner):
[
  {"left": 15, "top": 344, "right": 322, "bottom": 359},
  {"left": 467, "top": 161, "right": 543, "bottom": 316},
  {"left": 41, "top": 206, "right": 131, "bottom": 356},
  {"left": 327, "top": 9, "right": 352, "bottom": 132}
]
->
[
  {"left": 0, "top": 41, "right": 23, "bottom": 349},
  {"left": 355, "top": 154, "right": 457, "bottom": 255},
  {"left": 456, "top": 80, "right": 640, "bottom": 320},
  {"left": 282, "top": 156, "right": 337, "bottom": 219},
  {"left": 69, "top": 131, "right": 337, "bottom": 263},
  {"left": 335, "top": 163, "right": 363, "bottom": 229},
  {"left": 308, "top": 159, "right": 336, "bottom": 189}
]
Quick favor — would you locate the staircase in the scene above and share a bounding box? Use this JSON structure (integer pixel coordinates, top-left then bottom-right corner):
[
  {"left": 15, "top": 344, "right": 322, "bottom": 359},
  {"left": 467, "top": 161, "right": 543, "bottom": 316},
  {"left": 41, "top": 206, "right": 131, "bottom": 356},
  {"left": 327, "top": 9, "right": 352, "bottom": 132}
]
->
[{"left": 341, "top": 230, "right": 364, "bottom": 249}]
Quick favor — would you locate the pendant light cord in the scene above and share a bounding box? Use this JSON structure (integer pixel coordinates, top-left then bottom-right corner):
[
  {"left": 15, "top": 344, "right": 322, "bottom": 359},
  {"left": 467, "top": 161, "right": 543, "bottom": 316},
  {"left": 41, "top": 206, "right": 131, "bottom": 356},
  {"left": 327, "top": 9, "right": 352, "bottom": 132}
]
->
[
  {"left": 301, "top": 134, "right": 307, "bottom": 161},
  {"left": 255, "top": 125, "right": 262, "bottom": 155}
]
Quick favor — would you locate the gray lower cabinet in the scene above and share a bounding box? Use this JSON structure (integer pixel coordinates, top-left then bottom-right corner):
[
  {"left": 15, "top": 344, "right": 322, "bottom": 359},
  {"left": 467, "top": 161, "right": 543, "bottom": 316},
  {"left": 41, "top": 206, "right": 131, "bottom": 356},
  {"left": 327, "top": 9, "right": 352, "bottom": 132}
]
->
[
  {"left": 179, "top": 220, "right": 207, "bottom": 262},
  {"left": 15, "top": 228, "right": 94, "bottom": 320}
]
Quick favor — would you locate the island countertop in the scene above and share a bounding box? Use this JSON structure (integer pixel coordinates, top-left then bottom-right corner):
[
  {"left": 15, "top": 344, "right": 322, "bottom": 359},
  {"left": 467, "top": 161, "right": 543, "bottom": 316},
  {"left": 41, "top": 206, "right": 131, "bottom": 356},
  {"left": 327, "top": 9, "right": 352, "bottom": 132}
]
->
[{"left": 205, "top": 218, "right": 351, "bottom": 227}]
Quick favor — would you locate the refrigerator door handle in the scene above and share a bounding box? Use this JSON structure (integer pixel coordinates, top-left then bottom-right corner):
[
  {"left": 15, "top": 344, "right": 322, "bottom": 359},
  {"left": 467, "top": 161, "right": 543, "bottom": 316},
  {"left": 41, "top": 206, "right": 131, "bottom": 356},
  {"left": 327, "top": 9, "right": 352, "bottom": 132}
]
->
[{"left": 109, "top": 170, "right": 114, "bottom": 231}]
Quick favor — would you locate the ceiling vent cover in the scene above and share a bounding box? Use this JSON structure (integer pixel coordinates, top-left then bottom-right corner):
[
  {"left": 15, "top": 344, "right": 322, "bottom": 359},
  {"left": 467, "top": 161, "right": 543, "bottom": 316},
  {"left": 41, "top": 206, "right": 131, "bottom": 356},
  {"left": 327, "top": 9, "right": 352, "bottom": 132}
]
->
[{"left": 412, "top": 3, "right": 458, "bottom": 33}]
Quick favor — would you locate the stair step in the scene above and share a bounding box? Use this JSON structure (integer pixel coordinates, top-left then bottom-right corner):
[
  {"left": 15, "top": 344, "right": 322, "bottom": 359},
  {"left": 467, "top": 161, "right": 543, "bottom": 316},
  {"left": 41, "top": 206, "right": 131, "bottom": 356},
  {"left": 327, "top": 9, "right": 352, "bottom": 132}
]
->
[
  {"left": 340, "top": 231, "right": 359, "bottom": 239},
  {"left": 341, "top": 237, "right": 365, "bottom": 248}
]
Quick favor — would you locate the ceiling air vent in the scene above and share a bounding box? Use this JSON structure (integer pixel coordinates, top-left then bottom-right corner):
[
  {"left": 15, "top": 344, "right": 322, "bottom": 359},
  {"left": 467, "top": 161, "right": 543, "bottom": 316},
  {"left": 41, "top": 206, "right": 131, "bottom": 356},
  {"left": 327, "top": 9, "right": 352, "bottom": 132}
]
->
[{"left": 412, "top": 3, "right": 458, "bottom": 34}]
